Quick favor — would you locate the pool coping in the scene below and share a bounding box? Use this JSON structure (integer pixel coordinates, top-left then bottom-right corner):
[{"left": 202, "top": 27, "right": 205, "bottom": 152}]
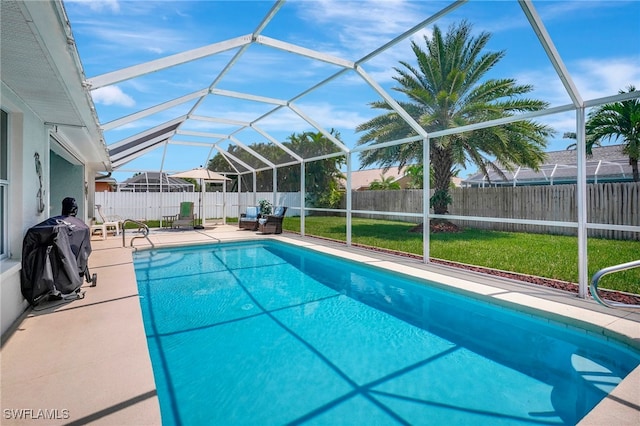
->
[{"left": 1, "top": 226, "right": 638, "bottom": 425}]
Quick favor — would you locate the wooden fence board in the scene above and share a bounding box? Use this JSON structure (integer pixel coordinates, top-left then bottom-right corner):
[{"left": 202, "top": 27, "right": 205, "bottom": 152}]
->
[
  {"left": 97, "top": 183, "right": 639, "bottom": 240},
  {"left": 349, "top": 182, "right": 639, "bottom": 240}
]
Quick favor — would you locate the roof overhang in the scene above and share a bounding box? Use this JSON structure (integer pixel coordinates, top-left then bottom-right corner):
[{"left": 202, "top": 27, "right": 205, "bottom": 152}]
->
[{"left": 0, "top": 0, "right": 110, "bottom": 170}]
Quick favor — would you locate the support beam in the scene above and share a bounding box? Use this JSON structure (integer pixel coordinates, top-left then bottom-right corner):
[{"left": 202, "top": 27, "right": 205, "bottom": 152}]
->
[
  {"left": 111, "top": 135, "right": 170, "bottom": 168},
  {"left": 176, "top": 130, "right": 229, "bottom": 139},
  {"left": 252, "top": 170, "right": 257, "bottom": 206},
  {"left": 87, "top": 35, "right": 252, "bottom": 89},
  {"left": 102, "top": 89, "right": 208, "bottom": 131},
  {"left": 218, "top": 149, "right": 254, "bottom": 174},
  {"left": 300, "top": 162, "right": 306, "bottom": 237},
  {"left": 272, "top": 168, "right": 278, "bottom": 209},
  {"left": 519, "top": 0, "right": 583, "bottom": 107},
  {"left": 288, "top": 104, "right": 350, "bottom": 153},
  {"left": 251, "top": 124, "right": 303, "bottom": 162},
  {"left": 256, "top": 35, "right": 354, "bottom": 69},
  {"left": 110, "top": 133, "right": 175, "bottom": 164},
  {"left": 204, "top": 0, "right": 284, "bottom": 92},
  {"left": 210, "top": 88, "right": 287, "bottom": 106},
  {"left": 346, "top": 153, "right": 352, "bottom": 247},
  {"left": 170, "top": 140, "right": 221, "bottom": 147},
  {"left": 189, "top": 115, "right": 250, "bottom": 127},
  {"left": 356, "top": 65, "right": 428, "bottom": 138},
  {"left": 423, "top": 138, "right": 430, "bottom": 264},
  {"left": 229, "top": 136, "right": 276, "bottom": 169},
  {"left": 357, "top": 1, "right": 467, "bottom": 64},
  {"left": 576, "top": 108, "right": 588, "bottom": 298}
]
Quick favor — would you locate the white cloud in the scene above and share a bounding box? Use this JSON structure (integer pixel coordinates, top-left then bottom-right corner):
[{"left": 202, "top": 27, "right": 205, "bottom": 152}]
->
[
  {"left": 85, "top": 26, "right": 183, "bottom": 56},
  {"left": 572, "top": 58, "right": 640, "bottom": 100},
  {"left": 294, "top": 0, "right": 428, "bottom": 57},
  {"left": 92, "top": 86, "right": 135, "bottom": 107},
  {"left": 66, "top": 0, "right": 120, "bottom": 13},
  {"left": 514, "top": 56, "right": 640, "bottom": 108}
]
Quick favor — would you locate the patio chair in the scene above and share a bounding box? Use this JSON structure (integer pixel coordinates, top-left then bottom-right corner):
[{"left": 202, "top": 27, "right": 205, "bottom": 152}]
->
[
  {"left": 239, "top": 206, "right": 260, "bottom": 231},
  {"left": 258, "top": 206, "right": 287, "bottom": 234},
  {"left": 173, "top": 201, "right": 196, "bottom": 228},
  {"left": 95, "top": 204, "right": 123, "bottom": 237},
  {"left": 89, "top": 218, "right": 107, "bottom": 240}
]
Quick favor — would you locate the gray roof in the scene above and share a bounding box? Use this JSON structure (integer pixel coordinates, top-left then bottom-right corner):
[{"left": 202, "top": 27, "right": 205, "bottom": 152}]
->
[
  {"left": 464, "top": 145, "right": 632, "bottom": 185},
  {"left": 119, "top": 172, "right": 193, "bottom": 188}
]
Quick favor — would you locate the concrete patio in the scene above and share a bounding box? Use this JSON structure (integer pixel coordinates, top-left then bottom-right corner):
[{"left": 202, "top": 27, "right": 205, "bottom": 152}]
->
[{"left": 1, "top": 225, "right": 638, "bottom": 425}]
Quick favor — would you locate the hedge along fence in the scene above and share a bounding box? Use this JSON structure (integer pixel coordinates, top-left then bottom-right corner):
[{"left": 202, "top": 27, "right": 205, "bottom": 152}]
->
[{"left": 349, "top": 182, "right": 640, "bottom": 240}]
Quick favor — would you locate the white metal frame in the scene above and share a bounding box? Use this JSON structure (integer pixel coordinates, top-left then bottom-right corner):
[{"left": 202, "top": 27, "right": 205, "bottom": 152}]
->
[{"left": 86, "top": 0, "right": 640, "bottom": 299}]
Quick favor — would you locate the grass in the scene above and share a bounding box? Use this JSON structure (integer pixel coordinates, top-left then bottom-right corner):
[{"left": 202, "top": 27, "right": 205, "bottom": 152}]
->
[{"left": 281, "top": 216, "right": 640, "bottom": 295}]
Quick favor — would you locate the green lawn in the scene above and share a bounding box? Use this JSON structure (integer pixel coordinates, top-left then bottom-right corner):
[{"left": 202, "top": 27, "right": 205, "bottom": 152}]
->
[{"left": 282, "top": 216, "right": 640, "bottom": 295}]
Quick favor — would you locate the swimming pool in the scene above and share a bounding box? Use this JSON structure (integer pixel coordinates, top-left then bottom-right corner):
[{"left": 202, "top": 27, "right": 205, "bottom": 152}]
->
[{"left": 133, "top": 240, "right": 640, "bottom": 425}]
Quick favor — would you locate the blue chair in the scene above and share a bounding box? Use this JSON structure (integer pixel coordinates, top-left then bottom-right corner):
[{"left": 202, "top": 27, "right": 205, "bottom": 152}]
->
[
  {"left": 239, "top": 206, "right": 260, "bottom": 231},
  {"left": 258, "top": 206, "right": 287, "bottom": 234}
]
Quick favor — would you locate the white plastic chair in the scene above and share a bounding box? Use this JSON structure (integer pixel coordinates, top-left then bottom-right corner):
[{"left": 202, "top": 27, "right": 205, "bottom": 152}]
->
[
  {"left": 89, "top": 218, "right": 107, "bottom": 240},
  {"left": 95, "top": 204, "right": 123, "bottom": 236}
]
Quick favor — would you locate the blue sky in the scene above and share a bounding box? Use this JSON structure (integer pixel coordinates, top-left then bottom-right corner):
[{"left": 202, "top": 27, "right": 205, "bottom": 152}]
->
[{"left": 64, "top": 0, "right": 640, "bottom": 182}]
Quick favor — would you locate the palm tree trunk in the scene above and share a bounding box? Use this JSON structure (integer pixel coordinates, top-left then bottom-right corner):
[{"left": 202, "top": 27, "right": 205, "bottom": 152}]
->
[
  {"left": 431, "top": 145, "right": 454, "bottom": 214},
  {"left": 630, "top": 157, "right": 639, "bottom": 182}
]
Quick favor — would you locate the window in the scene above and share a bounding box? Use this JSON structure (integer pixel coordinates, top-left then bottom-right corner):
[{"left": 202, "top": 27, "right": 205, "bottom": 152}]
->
[{"left": 0, "top": 109, "right": 8, "bottom": 259}]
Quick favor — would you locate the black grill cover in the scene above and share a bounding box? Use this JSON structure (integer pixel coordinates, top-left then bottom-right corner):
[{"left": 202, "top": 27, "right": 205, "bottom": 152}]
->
[{"left": 21, "top": 216, "right": 92, "bottom": 306}]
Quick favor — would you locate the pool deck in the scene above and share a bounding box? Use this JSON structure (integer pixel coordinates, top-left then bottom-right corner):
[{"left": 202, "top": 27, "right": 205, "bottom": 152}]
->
[{"left": 1, "top": 225, "right": 639, "bottom": 425}]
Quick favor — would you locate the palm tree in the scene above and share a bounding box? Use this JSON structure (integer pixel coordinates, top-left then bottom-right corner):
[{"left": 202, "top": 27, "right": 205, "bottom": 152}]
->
[
  {"left": 356, "top": 20, "right": 553, "bottom": 214},
  {"left": 369, "top": 174, "right": 401, "bottom": 190},
  {"left": 404, "top": 164, "right": 424, "bottom": 189},
  {"left": 586, "top": 86, "right": 639, "bottom": 181}
]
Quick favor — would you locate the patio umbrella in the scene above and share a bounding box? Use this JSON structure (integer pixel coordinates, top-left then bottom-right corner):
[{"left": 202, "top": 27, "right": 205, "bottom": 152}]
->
[{"left": 170, "top": 167, "right": 230, "bottom": 228}]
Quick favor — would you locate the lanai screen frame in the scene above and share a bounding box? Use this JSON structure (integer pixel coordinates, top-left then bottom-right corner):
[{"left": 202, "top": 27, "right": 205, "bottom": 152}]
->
[{"left": 87, "top": 0, "right": 640, "bottom": 299}]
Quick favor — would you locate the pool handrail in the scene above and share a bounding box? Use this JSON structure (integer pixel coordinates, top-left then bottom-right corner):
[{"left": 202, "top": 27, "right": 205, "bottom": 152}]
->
[
  {"left": 121, "top": 219, "right": 155, "bottom": 248},
  {"left": 590, "top": 259, "right": 640, "bottom": 309}
]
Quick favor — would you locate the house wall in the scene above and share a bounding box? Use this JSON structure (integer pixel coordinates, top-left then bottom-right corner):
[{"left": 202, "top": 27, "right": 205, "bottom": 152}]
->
[
  {"left": 0, "top": 83, "right": 98, "bottom": 337},
  {"left": 1, "top": 83, "right": 50, "bottom": 336},
  {"left": 96, "top": 182, "right": 113, "bottom": 192},
  {"left": 50, "top": 150, "right": 85, "bottom": 218}
]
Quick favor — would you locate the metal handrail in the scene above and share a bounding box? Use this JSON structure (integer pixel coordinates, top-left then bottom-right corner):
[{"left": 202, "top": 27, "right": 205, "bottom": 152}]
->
[
  {"left": 590, "top": 260, "right": 640, "bottom": 309},
  {"left": 121, "top": 219, "right": 155, "bottom": 248}
]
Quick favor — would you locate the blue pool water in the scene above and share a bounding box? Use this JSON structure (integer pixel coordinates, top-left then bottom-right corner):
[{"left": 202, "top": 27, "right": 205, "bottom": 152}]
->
[{"left": 133, "top": 240, "right": 640, "bottom": 425}]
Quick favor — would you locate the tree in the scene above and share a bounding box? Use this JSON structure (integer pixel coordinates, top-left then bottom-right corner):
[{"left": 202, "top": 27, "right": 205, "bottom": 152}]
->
[
  {"left": 207, "top": 130, "right": 345, "bottom": 208},
  {"left": 286, "top": 130, "right": 346, "bottom": 208},
  {"left": 586, "top": 86, "right": 640, "bottom": 181},
  {"left": 369, "top": 174, "right": 401, "bottom": 190},
  {"left": 403, "top": 164, "right": 443, "bottom": 189},
  {"left": 356, "top": 20, "right": 553, "bottom": 214},
  {"left": 404, "top": 164, "right": 424, "bottom": 189}
]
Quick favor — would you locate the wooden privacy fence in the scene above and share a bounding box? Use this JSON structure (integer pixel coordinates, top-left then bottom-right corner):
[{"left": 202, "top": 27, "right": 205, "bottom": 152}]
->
[{"left": 350, "top": 182, "right": 639, "bottom": 240}]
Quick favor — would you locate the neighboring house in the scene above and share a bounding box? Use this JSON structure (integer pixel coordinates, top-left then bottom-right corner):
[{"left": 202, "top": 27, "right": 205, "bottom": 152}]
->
[
  {"left": 341, "top": 167, "right": 462, "bottom": 190},
  {"left": 95, "top": 173, "right": 117, "bottom": 192},
  {"left": 117, "top": 172, "right": 194, "bottom": 192},
  {"left": 1, "top": 1, "right": 110, "bottom": 336},
  {"left": 463, "top": 145, "right": 632, "bottom": 187},
  {"left": 341, "top": 167, "right": 410, "bottom": 191}
]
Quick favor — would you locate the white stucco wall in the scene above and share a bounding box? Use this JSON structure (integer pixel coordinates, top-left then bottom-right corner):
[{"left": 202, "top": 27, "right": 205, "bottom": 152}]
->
[{"left": 1, "top": 83, "right": 51, "bottom": 336}]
